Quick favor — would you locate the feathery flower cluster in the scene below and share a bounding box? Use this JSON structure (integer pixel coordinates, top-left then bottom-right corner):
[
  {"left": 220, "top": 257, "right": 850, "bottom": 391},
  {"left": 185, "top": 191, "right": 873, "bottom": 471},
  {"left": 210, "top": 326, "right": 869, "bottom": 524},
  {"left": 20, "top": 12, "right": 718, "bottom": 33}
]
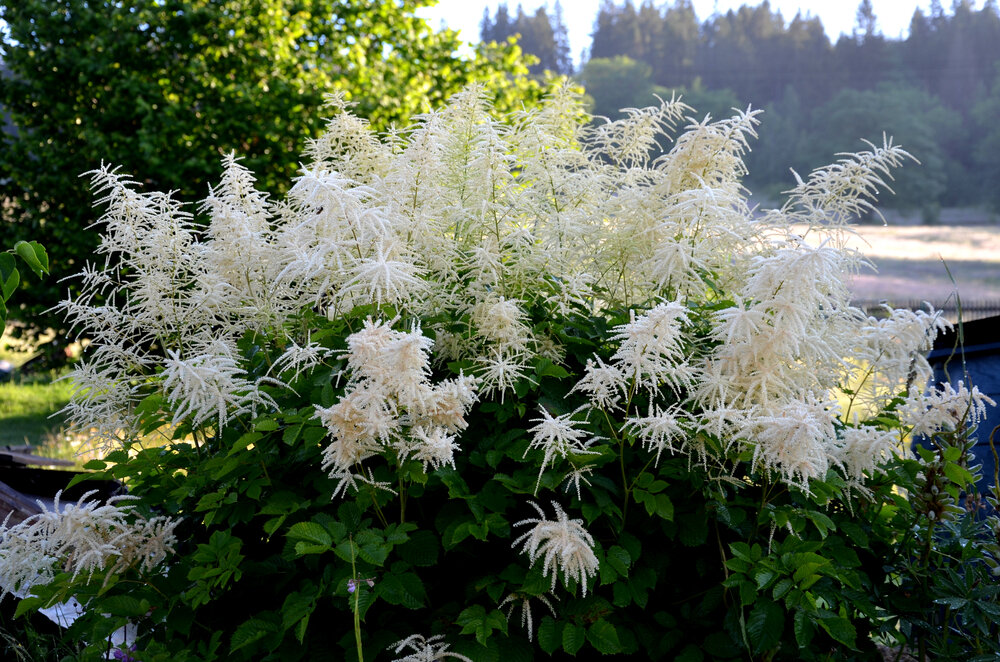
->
[
  {"left": 64, "top": 83, "right": 979, "bottom": 509},
  {"left": 389, "top": 634, "right": 473, "bottom": 662},
  {"left": 900, "top": 381, "right": 997, "bottom": 438},
  {"left": 315, "top": 319, "right": 479, "bottom": 495},
  {"left": 525, "top": 406, "right": 601, "bottom": 493},
  {"left": 512, "top": 501, "right": 599, "bottom": 596},
  {"left": 0, "top": 491, "right": 177, "bottom": 599},
  {"left": 499, "top": 591, "right": 558, "bottom": 642}
]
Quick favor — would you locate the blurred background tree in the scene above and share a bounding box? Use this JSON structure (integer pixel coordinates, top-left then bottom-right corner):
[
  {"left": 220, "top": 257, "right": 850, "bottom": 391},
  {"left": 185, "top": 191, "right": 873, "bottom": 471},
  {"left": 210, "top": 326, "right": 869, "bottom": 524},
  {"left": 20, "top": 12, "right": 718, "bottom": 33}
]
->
[{"left": 0, "top": 0, "right": 545, "bottom": 347}]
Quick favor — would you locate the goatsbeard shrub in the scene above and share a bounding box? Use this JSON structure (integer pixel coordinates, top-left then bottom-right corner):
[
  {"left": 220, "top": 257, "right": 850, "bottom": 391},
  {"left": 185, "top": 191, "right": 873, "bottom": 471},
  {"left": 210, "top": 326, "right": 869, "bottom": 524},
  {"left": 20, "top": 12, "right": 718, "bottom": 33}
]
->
[{"left": 3, "top": 85, "right": 998, "bottom": 660}]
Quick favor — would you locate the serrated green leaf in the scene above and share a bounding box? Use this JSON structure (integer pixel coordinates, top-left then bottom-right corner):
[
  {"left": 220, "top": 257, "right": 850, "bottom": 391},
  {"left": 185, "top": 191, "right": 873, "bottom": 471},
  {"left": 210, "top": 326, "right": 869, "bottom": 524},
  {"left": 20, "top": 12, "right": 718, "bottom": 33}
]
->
[
  {"left": 281, "top": 590, "right": 317, "bottom": 632},
  {"left": 538, "top": 616, "right": 560, "bottom": 655},
  {"left": 377, "top": 572, "right": 426, "bottom": 609},
  {"left": 944, "top": 462, "right": 974, "bottom": 486},
  {"left": 587, "top": 619, "right": 622, "bottom": 654},
  {"left": 562, "top": 622, "right": 586, "bottom": 655},
  {"left": 606, "top": 545, "right": 630, "bottom": 577},
  {"left": 253, "top": 417, "right": 279, "bottom": 432},
  {"left": 230, "top": 617, "right": 274, "bottom": 654},
  {"left": 793, "top": 609, "right": 814, "bottom": 648},
  {"left": 99, "top": 595, "right": 148, "bottom": 618},
  {"left": 817, "top": 615, "right": 856, "bottom": 648},
  {"left": 942, "top": 445, "right": 962, "bottom": 462},
  {"left": 806, "top": 511, "right": 835, "bottom": 538},
  {"left": 747, "top": 599, "right": 783, "bottom": 653},
  {"left": 754, "top": 568, "right": 775, "bottom": 590},
  {"left": 772, "top": 578, "right": 794, "bottom": 600},
  {"left": 287, "top": 522, "right": 332, "bottom": 548}
]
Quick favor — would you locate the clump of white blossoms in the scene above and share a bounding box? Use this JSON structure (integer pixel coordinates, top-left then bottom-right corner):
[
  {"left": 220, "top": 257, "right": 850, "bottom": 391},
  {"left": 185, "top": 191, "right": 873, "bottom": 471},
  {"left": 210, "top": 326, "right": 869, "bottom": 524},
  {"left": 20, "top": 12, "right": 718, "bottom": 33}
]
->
[
  {"left": 314, "top": 318, "right": 479, "bottom": 496},
  {"left": 58, "top": 85, "right": 990, "bottom": 591},
  {"left": 513, "top": 501, "right": 599, "bottom": 596},
  {"left": 0, "top": 491, "right": 178, "bottom": 599},
  {"left": 389, "top": 634, "right": 473, "bottom": 662}
]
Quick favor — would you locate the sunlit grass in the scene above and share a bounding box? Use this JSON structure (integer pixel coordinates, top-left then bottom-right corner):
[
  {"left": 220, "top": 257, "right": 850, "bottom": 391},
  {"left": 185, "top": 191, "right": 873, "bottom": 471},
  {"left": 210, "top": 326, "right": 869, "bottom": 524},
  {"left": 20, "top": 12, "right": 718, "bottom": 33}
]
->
[{"left": 0, "top": 378, "right": 74, "bottom": 448}]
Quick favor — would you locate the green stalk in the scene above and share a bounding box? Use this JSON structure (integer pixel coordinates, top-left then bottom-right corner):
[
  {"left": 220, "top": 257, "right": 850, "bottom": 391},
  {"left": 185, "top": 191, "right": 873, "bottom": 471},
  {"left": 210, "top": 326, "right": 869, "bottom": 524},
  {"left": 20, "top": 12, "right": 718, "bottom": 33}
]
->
[{"left": 350, "top": 536, "right": 364, "bottom": 662}]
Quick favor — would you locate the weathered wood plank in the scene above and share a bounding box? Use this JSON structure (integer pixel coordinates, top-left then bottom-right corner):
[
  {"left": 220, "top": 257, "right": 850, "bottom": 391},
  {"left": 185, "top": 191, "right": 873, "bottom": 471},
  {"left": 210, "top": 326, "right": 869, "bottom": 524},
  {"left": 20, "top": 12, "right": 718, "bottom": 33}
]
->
[{"left": 0, "top": 479, "right": 43, "bottom": 526}]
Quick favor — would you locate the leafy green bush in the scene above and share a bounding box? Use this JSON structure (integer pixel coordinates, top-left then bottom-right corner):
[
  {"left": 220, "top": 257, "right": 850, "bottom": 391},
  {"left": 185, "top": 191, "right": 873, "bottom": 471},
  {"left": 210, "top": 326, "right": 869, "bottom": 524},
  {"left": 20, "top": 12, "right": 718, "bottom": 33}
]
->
[{"left": 1, "top": 86, "right": 998, "bottom": 661}]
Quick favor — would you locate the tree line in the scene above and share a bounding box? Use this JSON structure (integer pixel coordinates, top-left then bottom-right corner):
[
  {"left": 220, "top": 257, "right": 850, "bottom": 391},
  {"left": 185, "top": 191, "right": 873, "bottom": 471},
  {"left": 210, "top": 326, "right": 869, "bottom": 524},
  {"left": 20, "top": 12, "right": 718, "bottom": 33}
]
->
[{"left": 483, "top": 0, "right": 1000, "bottom": 217}]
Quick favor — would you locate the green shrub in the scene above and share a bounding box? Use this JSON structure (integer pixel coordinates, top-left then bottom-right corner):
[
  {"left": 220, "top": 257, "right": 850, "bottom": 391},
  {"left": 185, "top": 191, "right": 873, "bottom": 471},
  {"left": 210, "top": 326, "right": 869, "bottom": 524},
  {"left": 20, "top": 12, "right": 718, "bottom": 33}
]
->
[{"left": 1, "top": 86, "right": 997, "bottom": 661}]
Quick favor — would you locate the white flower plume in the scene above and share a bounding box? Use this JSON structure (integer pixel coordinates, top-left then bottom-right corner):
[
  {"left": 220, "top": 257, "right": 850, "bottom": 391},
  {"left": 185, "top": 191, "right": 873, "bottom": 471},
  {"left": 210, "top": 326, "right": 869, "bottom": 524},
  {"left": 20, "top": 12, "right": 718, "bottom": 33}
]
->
[
  {"left": 389, "top": 634, "right": 473, "bottom": 662},
  {"left": 525, "top": 406, "right": 601, "bottom": 494},
  {"left": 0, "top": 491, "right": 178, "bottom": 599},
  {"left": 512, "top": 501, "right": 599, "bottom": 596}
]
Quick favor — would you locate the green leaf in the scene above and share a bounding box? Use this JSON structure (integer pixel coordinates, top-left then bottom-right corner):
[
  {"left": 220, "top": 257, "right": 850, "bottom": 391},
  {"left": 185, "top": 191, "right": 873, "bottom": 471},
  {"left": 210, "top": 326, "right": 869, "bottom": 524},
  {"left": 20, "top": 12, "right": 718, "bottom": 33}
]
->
[
  {"left": 281, "top": 589, "right": 317, "bottom": 635},
  {"left": 606, "top": 545, "right": 630, "bottom": 577},
  {"left": 805, "top": 510, "right": 835, "bottom": 538},
  {"left": 817, "top": 615, "right": 856, "bottom": 648},
  {"left": 14, "top": 241, "right": 47, "bottom": 279},
  {"left": 772, "top": 578, "right": 794, "bottom": 600},
  {"left": 537, "top": 616, "right": 560, "bottom": 655},
  {"left": 793, "top": 609, "right": 815, "bottom": 648},
  {"left": 0, "top": 253, "right": 19, "bottom": 301},
  {"left": 747, "top": 599, "right": 783, "bottom": 653},
  {"left": 287, "top": 521, "right": 332, "bottom": 555},
  {"left": 535, "top": 358, "right": 570, "bottom": 379},
  {"left": 377, "top": 572, "right": 426, "bottom": 609},
  {"left": 230, "top": 617, "right": 274, "bottom": 654},
  {"left": 100, "top": 595, "right": 149, "bottom": 618},
  {"left": 587, "top": 619, "right": 622, "bottom": 654},
  {"left": 397, "top": 529, "right": 440, "bottom": 567},
  {"left": 943, "top": 461, "right": 974, "bottom": 486},
  {"left": 934, "top": 596, "right": 968, "bottom": 609},
  {"left": 13, "top": 596, "right": 45, "bottom": 619},
  {"left": 253, "top": 417, "right": 279, "bottom": 432},
  {"left": 674, "top": 644, "right": 705, "bottom": 662},
  {"left": 562, "top": 622, "right": 586, "bottom": 656},
  {"left": 457, "top": 605, "right": 507, "bottom": 646}
]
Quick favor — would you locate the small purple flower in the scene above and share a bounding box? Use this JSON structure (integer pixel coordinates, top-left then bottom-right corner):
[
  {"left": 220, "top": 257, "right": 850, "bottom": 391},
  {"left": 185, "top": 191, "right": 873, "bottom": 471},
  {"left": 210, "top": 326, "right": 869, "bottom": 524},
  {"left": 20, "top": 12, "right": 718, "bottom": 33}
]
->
[
  {"left": 347, "top": 577, "right": 375, "bottom": 593},
  {"left": 112, "top": 644, "right": 138, "bottom": 662}
]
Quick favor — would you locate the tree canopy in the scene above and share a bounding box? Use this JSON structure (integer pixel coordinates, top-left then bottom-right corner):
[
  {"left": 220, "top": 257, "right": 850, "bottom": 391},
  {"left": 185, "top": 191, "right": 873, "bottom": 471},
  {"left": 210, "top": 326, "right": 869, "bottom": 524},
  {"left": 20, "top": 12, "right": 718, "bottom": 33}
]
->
[{"left": 0, "top": 0, "right": 546, "bottom": 339}]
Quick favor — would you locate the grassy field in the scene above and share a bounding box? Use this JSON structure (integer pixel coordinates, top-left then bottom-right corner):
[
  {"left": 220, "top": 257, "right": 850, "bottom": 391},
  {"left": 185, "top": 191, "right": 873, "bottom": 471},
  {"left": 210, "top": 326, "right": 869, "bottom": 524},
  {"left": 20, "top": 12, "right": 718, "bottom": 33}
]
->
[
  {"left": 0, "top": 377, "right": 74, "bottom": 448},
  {"left": 844, "top": 224, "right": 1000, "bottom": 303}
]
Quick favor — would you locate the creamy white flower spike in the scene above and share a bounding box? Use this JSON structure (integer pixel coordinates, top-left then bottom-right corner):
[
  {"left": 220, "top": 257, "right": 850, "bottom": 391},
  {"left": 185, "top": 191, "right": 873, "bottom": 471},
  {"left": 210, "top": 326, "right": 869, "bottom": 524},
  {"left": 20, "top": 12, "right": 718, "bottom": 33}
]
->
[
  {"left": 512, "top": 501, "right": 599, "bottom": 597},
  {"left": 389, "top": 634, "right": 473, "bottom": 662},
  {"left": 316, "top": 320, "right": 479, "bottom": 495},
  {"left": 525, "top": 406, "right": 602, "bottom": 494},
  {"left": 0, "top": 491, "right": 178, "bottom": 599},
  {"left": 901, "top": 381, "right": 997, "bottom": 438},
  {"left": 65, "top": 84, "right": 960, "bottom": 494}
]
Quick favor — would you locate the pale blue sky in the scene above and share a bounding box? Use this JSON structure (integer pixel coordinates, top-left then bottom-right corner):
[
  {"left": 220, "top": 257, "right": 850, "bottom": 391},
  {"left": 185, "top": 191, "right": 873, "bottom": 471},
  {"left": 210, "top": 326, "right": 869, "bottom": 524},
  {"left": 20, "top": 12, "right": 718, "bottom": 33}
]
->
[{"left": 417, "top": 1, "right": 929, "bottom": 66}]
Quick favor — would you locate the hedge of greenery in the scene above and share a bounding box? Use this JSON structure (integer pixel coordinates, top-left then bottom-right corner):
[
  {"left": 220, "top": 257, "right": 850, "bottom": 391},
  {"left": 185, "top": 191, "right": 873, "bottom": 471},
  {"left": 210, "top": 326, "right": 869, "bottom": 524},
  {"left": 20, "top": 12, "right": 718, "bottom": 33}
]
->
[{"left": 1, "top": 86, "right": 998, "bottom": 661}]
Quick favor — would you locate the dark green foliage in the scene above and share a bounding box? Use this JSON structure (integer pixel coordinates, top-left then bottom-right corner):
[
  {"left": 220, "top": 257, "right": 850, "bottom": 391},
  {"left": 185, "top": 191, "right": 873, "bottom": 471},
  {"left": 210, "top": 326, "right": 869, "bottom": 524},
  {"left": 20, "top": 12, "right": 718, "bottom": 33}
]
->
[{"left": 11, "top": 300, "right": 997, "bottom": 661}]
